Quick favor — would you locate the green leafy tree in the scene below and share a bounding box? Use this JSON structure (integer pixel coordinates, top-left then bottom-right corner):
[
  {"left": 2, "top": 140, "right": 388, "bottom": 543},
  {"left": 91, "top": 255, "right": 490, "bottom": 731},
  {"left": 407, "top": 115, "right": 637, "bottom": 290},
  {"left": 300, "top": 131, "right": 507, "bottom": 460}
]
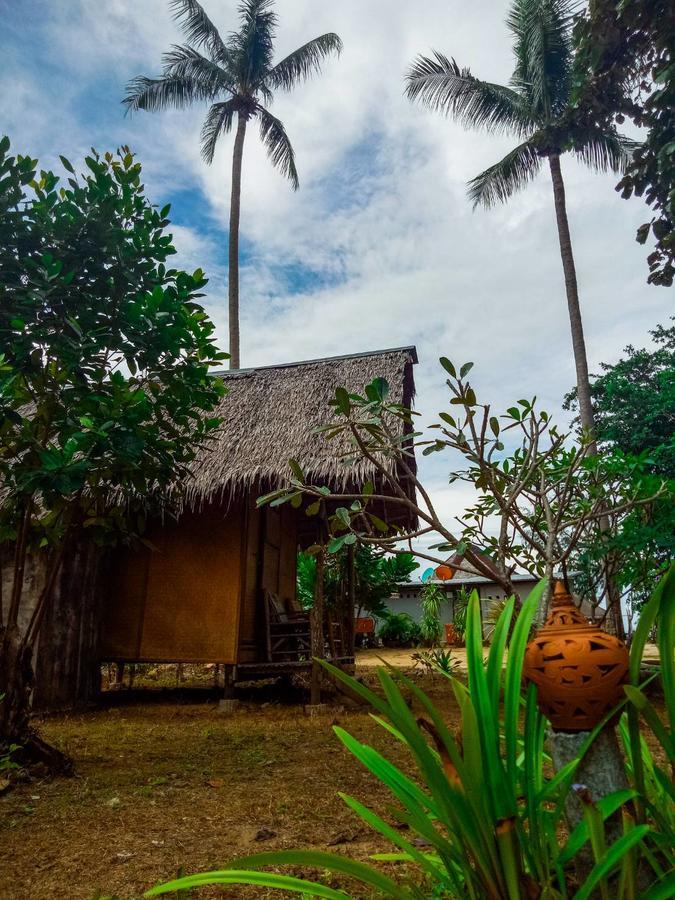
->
[
  {"left": 572, "top": 0, "right": 675, "bottom": 287},
  {"left": 0, "top": 137, "right": 226, "bottom": 769},
  {"left": 405, "top": 0, "right": 636, "bottom": 440},
  {"left": 124, "top": 0, "right": 342, "bottom": 369},
  {"left": 566, "top": 322, "right": 675, "bottom": 614}
]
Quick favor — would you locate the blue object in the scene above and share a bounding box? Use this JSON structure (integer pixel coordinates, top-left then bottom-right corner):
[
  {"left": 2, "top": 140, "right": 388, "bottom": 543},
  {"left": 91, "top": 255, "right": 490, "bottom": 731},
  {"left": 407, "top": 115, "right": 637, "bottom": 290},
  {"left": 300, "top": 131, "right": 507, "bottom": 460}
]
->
[{"left": 421, "top": 567, "right": 435, "bottom": 583}]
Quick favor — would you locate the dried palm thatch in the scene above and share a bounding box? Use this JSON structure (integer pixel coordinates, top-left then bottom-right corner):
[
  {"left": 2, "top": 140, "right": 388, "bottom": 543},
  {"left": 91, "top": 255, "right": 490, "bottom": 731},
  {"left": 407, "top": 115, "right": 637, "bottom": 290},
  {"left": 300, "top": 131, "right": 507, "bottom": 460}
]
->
[{"left": 185, "top": 346, "right": 418, "bottom": 510}]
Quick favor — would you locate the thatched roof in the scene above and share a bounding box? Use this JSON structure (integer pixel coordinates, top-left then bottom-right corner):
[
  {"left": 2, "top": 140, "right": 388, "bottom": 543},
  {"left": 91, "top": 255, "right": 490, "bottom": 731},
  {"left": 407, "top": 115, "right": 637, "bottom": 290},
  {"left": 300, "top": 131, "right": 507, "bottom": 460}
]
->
[{"left": 185, "top": 347, "right": 418, "bottom": 510}]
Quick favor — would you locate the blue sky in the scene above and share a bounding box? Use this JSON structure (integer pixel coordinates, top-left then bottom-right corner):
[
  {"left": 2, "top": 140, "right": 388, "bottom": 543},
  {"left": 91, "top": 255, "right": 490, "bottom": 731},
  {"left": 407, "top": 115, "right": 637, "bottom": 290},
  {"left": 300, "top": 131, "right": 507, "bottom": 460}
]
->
[{"left": 2, "top": 0, "right": 672, "bottom": 556}]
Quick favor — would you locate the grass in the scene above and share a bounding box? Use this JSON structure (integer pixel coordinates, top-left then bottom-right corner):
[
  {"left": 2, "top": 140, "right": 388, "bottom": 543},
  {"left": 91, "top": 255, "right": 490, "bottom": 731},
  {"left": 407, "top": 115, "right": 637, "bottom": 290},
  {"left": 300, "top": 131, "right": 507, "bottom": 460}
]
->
[{"left": 0, "top": 667, "right": 462, "bottom": 899}]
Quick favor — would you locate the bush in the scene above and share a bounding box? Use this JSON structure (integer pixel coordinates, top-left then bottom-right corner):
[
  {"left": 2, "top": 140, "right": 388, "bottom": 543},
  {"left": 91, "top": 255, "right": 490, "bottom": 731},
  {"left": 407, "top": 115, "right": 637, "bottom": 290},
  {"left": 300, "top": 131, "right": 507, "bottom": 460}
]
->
[{"left": 377, "top": 611, "right": 421, "bottom": 647}]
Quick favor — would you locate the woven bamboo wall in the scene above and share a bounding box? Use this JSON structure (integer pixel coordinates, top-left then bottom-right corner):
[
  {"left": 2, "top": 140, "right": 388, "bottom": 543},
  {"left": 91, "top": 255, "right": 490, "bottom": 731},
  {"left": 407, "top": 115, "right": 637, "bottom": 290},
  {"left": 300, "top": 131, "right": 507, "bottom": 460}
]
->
[{"left": 100, "top": 502, "right": 244, "bottom": 663}]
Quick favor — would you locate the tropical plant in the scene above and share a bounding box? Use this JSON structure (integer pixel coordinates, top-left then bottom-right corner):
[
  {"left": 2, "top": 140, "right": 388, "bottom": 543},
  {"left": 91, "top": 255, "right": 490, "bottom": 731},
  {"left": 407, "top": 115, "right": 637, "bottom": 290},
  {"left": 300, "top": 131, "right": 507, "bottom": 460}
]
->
[
  {"left": 147, "top": 569, "right": 675, "bottom": 898},
  {"left": 297, "top": 546, "right": 418, "bottom": 616},
  {"left": 419, "top": 583, "right": 445, "bottom": 646},
  {"left": 123, "top": 0, "right": 342, "bottom": 368},
  {"left": 413, "top": 647, "right": 457, "bottom": 676},
  {"left": 450, "top": 586, "right": 471, "bottom": 646},
  {"left": 0, "top": 138, "right": 225, "bottom": 769},
  {"left": 405, "top": 0, "right": 636, "bottom": 442},
  {"left": 572, "top": 0, "right": 675, "bottom": 287},
  {"left": 377, "top": 611, "right": 420, "bottom": 648}
]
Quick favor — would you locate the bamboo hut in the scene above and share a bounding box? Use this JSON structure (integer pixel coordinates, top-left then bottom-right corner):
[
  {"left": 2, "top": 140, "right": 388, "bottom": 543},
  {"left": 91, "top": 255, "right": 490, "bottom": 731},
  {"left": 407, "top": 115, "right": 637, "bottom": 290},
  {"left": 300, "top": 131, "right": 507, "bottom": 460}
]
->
[{"left": 98, "top": 346, "right": 418, "bottom": 691}]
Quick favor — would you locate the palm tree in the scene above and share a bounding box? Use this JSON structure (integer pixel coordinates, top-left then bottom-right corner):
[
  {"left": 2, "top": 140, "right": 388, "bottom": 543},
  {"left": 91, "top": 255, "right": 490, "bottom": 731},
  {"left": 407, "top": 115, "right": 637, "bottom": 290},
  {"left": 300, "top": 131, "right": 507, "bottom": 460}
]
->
[
  {"left": 124, "top": 0, "right": 342, "bottom": 369},
  {"left": 405, "top": 0, "right": 636, "bottom": 440}
]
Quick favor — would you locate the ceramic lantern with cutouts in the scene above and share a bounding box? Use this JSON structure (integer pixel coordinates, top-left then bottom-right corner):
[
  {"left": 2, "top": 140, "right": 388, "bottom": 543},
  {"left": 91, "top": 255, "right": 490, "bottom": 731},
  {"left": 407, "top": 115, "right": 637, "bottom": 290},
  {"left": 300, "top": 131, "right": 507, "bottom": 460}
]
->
[{"left": 523, "top": 581, "right": 629, "bottom": 731}]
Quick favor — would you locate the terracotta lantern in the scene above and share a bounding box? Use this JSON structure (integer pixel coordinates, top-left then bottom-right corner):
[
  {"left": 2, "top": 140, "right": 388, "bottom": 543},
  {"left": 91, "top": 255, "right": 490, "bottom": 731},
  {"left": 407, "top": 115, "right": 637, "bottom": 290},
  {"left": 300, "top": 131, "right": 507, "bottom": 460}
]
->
[{"left": 523, "top": 581, "right": 629, "bottom": 732}]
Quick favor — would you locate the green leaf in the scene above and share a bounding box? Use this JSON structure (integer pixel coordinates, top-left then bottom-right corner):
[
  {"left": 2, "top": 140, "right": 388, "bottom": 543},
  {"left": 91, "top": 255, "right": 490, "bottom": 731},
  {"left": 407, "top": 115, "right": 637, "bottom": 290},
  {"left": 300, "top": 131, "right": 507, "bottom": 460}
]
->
[
  {"left": 439, "top": 357, "right": 457, "bottom": 377},
  {"left": 59, "top": 155, "right": 75, "bottom": 174},
  {"left": 229, "top": 850, "right": 409, "bottom": 899},
  {"left": 328, "top": 535, "right": 347, "bottom": 553},
  {"left": 369, "top": 514, "right": 389, "bottom": 533},
  {"left": 334, "top": 387, "right": 350, "bottom": 414},
  {"left": 288, "top": 458, "right": 304, "bottom": 482},
  {"left": 559, "top": 789, "right": 638, "bottom": 866},
  {"left": 335, "top": 507, "right": 351, "bottom": 527},
  {"left": 573, "top": 825, "right": 650, "bottom": 900},
  {"left": 144, "top": 869, "right": 348, "bottom": 898},
  {"left": 460, "top": 362, "right": 474, "bottom": 378},
  {"left": 366, "top": 377, "right": 389, "bottom": 402}
]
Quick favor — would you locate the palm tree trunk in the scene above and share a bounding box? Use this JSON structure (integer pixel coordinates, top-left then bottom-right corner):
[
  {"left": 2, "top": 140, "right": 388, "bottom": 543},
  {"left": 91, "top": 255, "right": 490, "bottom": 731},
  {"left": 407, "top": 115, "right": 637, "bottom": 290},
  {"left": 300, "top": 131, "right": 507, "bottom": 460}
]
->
[
  {"left": 548, "top": 154, "right": 625, "bottom": 640},
  {"left": 548, "top": 154, "right": 596, "bottom": 442},
  {"left": 228, "top": 113, "right": 248, "bottom": 370}
]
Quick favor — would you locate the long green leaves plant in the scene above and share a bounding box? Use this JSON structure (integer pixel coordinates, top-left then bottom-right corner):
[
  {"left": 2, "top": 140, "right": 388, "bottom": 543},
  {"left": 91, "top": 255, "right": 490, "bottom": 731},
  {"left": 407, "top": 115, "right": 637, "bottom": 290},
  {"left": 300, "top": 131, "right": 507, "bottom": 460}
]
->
[{"left": 146, "top": 569, "right": 675, "bottom": 898}]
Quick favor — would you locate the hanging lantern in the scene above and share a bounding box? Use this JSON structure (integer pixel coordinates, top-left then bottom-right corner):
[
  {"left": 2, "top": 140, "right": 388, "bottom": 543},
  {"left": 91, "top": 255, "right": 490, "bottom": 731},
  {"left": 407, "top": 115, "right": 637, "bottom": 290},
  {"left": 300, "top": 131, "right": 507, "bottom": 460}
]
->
[
  {"left": 523, "top": 581, "right": 629, "bottom": 732},
  {"left": 435, "top": 565, "right": 454, "bottom": 581}
]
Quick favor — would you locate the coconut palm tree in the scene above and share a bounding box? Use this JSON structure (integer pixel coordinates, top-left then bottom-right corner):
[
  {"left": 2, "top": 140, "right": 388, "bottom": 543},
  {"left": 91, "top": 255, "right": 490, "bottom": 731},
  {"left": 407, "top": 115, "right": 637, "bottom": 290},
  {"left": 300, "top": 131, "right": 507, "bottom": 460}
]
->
[
  {"left": 124, "top": 0, "right": 342, "bottom": 369},
  {"left": 405, "top": 0, "right": 636, "bottom": 440}
]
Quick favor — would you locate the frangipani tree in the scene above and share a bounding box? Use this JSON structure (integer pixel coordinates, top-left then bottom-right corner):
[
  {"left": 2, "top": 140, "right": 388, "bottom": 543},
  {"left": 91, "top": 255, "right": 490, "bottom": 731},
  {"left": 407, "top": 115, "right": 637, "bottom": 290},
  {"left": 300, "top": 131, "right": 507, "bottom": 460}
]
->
[
  {"left": 261, "top": 361, "right": 664, "bottom": 632},
  {"left": 124, "top": 0, "right": 342, "bottom": 369},
  {"left": 405, "top": 0, "right": 637, "bottom": 441}
]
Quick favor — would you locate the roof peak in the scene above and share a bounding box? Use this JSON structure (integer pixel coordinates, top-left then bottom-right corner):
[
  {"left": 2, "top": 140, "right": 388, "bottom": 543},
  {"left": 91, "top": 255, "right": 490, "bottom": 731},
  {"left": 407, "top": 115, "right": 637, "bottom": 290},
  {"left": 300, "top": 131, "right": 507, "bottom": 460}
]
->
[{"left": 216, "top": 346, "right": 418, "bottom": 377}]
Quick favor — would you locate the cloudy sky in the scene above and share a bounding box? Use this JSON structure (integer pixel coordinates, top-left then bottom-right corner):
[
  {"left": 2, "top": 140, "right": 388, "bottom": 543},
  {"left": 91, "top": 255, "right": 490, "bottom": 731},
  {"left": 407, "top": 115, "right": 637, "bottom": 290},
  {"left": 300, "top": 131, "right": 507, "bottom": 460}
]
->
[{"left": 2, "top": 0, "right": 671, "bottom": 561}]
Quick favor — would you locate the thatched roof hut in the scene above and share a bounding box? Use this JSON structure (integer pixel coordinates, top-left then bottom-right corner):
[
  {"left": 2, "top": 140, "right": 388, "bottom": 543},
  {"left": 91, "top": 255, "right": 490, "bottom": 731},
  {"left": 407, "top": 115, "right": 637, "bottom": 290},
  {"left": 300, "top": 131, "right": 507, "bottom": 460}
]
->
[
  {"left": 184, "top": 345, "right": 418, "bottom": 508},
  {"left": 98, "top": 347, "right": 419, "bottom": 682}
]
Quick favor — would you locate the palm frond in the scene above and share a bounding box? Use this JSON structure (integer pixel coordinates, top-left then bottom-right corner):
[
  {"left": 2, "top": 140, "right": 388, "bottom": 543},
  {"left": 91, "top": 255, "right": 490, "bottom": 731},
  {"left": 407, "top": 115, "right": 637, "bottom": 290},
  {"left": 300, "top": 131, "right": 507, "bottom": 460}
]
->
[
  {"left": 200, "top": 100, "right": 238, "bottom": 163},
  {"left": 169, "top": 0, "right": 228, "bottom": 63},
  {"left": 507, "top": 0, "right": 576, "bottom": 119},
  {"left": 405, "top": 51, "right": 536, "bottom": 138},
  {"left": 257, "top": 105, "right": 298, "bottom": 189},
  {"left": 162, "top": 44, "right": 233, "bottom": 95},
  {"left": 231, "top": 0, "right": 277, "bottom": 87},
  {"left": 468, "top": 140, "right": 542, "bottom": 208},
  {"left": 123, "top": 74, "right": 219, "bottom": 113},
  {"left": 266, "top": 34, "right": 343, "bottom": 91},
  {"left": 572, "top": 128, "right": 639, "bottom": 174}
]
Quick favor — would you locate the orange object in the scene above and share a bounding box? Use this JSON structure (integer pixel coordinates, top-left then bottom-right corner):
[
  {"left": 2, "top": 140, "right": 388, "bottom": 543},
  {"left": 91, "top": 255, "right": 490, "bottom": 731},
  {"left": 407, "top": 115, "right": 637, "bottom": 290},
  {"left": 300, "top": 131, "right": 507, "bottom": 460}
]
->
[
  {"left": 523, "top": 581, "right": 629, "bottom": 732},
  {"left": 435, "top": 565, "right": 454, "bottom": 581},
  {"left": 355, "top": 617, "right": 375, "bottom": 634}
]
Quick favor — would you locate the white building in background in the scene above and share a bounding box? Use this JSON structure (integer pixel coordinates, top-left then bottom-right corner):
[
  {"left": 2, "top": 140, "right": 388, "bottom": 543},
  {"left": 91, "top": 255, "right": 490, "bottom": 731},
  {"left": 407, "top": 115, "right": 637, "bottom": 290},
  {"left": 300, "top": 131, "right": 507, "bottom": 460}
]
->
[{"left": 390, "top": 570, "right": 542, "bottom": 628}]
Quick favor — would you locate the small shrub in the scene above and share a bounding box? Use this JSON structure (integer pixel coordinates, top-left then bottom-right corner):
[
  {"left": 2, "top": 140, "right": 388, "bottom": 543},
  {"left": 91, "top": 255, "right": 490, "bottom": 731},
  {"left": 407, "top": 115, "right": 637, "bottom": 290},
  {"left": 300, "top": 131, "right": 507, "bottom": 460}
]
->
[{"left": 377, "top": 611, "right": 420, "bottom": 647}]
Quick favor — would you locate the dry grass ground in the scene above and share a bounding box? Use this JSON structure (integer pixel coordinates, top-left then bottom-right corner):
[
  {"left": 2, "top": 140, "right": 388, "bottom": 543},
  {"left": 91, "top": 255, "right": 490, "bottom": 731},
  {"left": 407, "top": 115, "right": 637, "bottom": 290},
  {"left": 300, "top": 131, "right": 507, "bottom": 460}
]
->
[{"left": 0, "top": 665, "right": 460, "bottom": 900}]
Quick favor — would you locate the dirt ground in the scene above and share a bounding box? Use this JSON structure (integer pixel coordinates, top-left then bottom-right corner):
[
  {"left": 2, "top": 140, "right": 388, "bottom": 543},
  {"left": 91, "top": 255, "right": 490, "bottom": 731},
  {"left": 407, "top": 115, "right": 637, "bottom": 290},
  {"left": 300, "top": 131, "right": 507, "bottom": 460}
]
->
[
  {"left": 0, "top": 646, "right": 661, "bottom": 899},
  {"left": 0, "top": 663, "right": 460, "bottom": 900}
]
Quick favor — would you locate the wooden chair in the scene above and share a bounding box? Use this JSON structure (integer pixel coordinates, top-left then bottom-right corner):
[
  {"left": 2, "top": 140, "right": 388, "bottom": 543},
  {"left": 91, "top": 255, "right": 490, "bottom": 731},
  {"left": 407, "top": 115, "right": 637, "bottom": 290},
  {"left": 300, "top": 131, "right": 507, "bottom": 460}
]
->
[{"left": 264, "top": 590, "right": 312, "bottom": 663}]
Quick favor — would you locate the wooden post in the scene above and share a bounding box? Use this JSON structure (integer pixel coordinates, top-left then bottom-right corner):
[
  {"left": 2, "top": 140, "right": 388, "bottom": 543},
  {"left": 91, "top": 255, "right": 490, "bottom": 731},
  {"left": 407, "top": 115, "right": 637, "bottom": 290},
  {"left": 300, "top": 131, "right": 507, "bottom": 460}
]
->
[
  {"left": 309, "top": 543, "right": 325, "bottom": 706},
  {"left": 347, "top": 544, "right": 356, "bottom": 658},
  {"left": 218, "top": 664, "right": 239, "bottom": 714}
]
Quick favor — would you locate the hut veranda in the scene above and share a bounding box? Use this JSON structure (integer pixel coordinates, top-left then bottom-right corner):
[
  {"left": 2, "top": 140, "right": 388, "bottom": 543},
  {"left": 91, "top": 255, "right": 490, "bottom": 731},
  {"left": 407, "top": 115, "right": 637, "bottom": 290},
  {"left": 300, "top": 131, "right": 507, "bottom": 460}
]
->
[{"left": 3, "top": 347, "right": 418, "bottom": 709}]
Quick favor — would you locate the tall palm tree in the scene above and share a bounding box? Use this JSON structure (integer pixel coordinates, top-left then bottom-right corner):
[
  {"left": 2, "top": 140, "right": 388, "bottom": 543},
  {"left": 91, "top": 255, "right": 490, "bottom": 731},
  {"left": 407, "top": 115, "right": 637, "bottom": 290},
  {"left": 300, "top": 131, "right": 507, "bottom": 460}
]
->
[
  {"left": 124, "top": 0, "right": 342, "bottom": 369},
  {"left": 405, "top": 0, "right": 636, "bottom": 440}
]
